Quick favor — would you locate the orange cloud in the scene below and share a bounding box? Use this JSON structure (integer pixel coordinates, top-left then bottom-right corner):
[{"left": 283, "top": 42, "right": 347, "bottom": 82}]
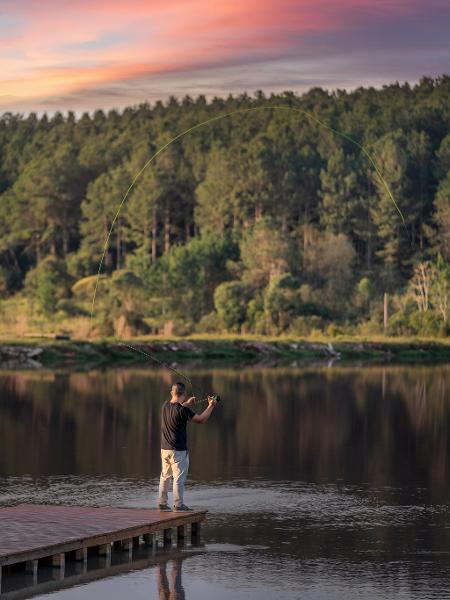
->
[{"left": 0, "top": 0, "right": 448, "bottom": 111}]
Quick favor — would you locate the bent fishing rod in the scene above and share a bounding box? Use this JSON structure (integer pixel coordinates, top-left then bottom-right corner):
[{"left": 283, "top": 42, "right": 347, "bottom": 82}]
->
[{"left": 120, "top": 343, "right": 221, "bottom": 406}]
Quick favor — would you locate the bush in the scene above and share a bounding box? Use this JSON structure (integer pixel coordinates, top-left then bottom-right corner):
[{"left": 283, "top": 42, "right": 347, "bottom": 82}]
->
[
  {"left": 0, "top": 266, "right": 21, "bottom": 297},
  {"left": 246, "top": 297, "right": 264, "bottom": 333},
  {"left": 196, "top": 311, "right": 220, "bottom": 333},
  {"left": 263, "top": 273, "right": 301, "bottom": 333},
  {"left": 386, "top": 311, "right": 414, "bottom": 336},
  {"left": 214, "top": 281, "right": 249, "bottom": 332},
  {"left": 288, "top": 316, "right": 325, "bottom": 336},
  {"left": 25, "top": 258, "right": 73, "bottom": 316},
  {"left": 326, "top": 323, "right": 345, "bottom": 337},
  {"left": 56, "top": 299, "right": 89, "bottom": 317},
  {"left": 408, "top": 311, "right": 441, "bottom": 337}
]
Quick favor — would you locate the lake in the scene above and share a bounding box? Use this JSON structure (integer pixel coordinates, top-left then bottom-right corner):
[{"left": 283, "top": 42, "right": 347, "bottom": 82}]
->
[{"left": 1, "top": 363, "right": 450, "bottom": 599}]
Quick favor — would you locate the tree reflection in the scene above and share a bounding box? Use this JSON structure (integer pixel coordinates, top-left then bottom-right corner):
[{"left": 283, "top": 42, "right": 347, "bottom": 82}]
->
[{"left": 0, "top": 365, "right": 449, "bottom": 495}]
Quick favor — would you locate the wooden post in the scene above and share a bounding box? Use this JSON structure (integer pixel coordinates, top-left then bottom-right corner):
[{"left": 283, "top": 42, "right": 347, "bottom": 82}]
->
[
  {"left": 383, "top": 292, "right": 389, "bottom": 331},
  {"left": 75, "top": 547, "right": 87, "bottom": 561},
  {"left": 75, "top": 546, "right": 88, "bottom": 573},
  {"left": 52, "top": 553, "right": 65, "bottom": 568},
  {"left": 98, "top": 543, "right": 112, "bottom": 566},
  {"left": 98, "top": 543, "right": 110, "bottom": 556},
  {"left": 33, "top": 560, "right": 39, "bottom": 585},
  {"left": 52, "top": 553, "right": 65, "bottom": 579},
  {"left": 121, "top": 538, "right": 133, "bottom": 561},
  {"left": 26, "top": 559, "right": 39, "bottom": 583},
  {"left": 163, "top": 528, "right": 172, "bottom": 547},
  {"left": 177, "top": 525, "right": 186, "bottom": 546},
  {"left": 0, "top": 565, "right": 2, "bottom": 594}
]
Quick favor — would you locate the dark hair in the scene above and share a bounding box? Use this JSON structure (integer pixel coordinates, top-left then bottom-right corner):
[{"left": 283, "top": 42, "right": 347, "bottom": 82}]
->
[{"left": 172, "top": 382, "right": 186, "bottom": 396}]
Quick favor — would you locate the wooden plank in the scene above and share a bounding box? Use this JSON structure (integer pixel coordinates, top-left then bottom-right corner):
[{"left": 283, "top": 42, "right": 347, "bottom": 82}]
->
[{"left": 0, "top": 505, "right": 207, "bottom": 568}]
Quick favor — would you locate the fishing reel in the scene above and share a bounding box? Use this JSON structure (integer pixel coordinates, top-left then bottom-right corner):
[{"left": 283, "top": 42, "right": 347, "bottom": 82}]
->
[{"left": 196, "top": 394, "right": 221, "bottom": 405}]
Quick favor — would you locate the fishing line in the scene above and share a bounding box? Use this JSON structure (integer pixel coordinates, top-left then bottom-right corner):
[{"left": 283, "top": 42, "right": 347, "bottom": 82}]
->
[
  {"left": 120, "top": 342, "right": 212, "bottom": 406},
  {"left": 89, "top": 104, "right": 409, "bottom": 327}
]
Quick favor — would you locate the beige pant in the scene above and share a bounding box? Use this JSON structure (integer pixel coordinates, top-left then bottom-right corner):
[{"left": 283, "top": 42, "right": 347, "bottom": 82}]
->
[{"left": 158, "top": 449, "right": 189, "bottom": 508}]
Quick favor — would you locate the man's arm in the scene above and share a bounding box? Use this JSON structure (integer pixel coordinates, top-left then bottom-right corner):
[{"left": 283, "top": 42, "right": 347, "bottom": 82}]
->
[
  {"left": 182, "top": 396, "right": 195, "bottom": 406},
  {"left": 192, "top": 397, "right": 217, "bottom": 424}
]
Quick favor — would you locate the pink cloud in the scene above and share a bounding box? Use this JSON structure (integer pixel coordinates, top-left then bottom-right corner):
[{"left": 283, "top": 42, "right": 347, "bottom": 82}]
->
[{"left": 0, "top": 0, "right": 448, "bottom": 112}]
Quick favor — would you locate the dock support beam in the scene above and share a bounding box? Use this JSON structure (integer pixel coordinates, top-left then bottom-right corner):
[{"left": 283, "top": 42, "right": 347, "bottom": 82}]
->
[
  {"left": 26, "top": 559, "right": 39, "bottom": 584},
  {"left": 177, "top": 525, "right": 186, "bottom": 546},
  {"left": 75, "top": 547, "right": 88, "bottom": 562},
  {"left": 163, "top": 528, "right": 172, "bottom": 547},
  {"left": 52, "top": 553, "right": 65, "bottom": 579},
  {"left": 98, "top": 543, "right": 112, "bottom": 566},
  {"left": 121, "top": 538, "right": 133, "bottom": 561}
]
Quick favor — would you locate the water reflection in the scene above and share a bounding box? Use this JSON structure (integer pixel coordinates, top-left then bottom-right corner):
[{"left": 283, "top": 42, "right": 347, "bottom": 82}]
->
[
  {"left": 158, "top": 559, "right": 185, "bottom": 600},
  {"left": 0, "top": 543, "right": 192, "bottom": 600},
  {"left": 0, "top": 365, "right": 449, "bottom": 490},
  {"left": 1, "top": 364, "right": 450, "bottom": 599}
]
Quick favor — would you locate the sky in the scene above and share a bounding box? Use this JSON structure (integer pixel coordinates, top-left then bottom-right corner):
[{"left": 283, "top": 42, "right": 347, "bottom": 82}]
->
[{"left": 0, "top": 0, "right": 449, "bottom": 115}]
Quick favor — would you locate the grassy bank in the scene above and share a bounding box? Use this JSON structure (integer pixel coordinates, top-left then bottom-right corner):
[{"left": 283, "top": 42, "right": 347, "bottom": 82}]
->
[{"left": 0, "top": 335, "right": 449, "bottom": 368}]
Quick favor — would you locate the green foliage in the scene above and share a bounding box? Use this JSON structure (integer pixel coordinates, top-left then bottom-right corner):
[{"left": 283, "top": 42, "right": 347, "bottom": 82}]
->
[
  {"left": 303, "top": 230, "right": 356, "bottom": 313},
  {"left": 288, "top": 315, "right": 325, "bottom": 336},
  {"left": 388, "top": 310, "right": 442, "bottom": 337},
  {"left": 264, "top": 273, "right": 301, "bottom": 333},
  {"left": 0, "top": 79, "right": 449, "bottom": 336},
  {"left": 355, "top": 276, "right": 374, "bottom": 317},
  {"left": 195, "top": 311, "right": 220, "bottom": 334},
  {"left": 214, "top": 281, "right": 249, "bottom": 332},
  {"left": 25, "top": 257, "right": 73, "bottom": 316},
  {"left": 433, "top": 171, "right": 450, "bottom": 260},
  {"left": 240, "top": 218, "right": 291, "bottom": 287}
]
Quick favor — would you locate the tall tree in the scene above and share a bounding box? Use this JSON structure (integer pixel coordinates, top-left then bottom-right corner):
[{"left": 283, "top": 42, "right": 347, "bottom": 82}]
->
[
  {"left": 79, "top": 165, "right": 129, "bottom": 271},
  {"left": 370, "top": 131, "right": 409, "bottom": 288}
]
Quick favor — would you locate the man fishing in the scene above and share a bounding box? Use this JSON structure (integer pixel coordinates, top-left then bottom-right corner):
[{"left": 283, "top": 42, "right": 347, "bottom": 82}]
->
[{"left": 158, "top": 382, "right": 217, "bottom": 512}]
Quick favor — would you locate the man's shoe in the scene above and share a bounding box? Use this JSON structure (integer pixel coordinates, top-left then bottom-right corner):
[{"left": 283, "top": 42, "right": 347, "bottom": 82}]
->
[
  {"left": 158, "top": 503, "right": 170, "bottom": 511},
  {"left": 172, "top": 504, "right": 193, "bottom": 512}
]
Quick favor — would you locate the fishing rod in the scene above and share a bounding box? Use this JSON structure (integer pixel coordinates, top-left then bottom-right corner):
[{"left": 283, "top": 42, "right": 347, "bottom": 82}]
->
[{"left": 120, "top": 343, "right": 221, "bottom": 407}]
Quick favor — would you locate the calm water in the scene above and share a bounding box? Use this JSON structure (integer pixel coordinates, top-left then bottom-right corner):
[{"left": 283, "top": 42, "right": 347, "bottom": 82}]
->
[{"left": 1, "top": 363, "right": 450, "bottom": 599}]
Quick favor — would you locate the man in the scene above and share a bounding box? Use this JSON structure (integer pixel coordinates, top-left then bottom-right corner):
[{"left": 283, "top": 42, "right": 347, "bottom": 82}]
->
[{"left": 158, "top": 381, "right": 217, "bottom": 512}]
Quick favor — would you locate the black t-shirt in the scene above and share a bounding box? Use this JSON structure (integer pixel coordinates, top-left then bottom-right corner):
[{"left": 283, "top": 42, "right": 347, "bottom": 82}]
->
[{"left": 161, "top": 400, "right": 195, "bottom": 450}]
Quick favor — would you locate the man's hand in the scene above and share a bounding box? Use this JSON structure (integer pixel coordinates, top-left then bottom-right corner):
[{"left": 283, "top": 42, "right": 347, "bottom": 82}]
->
[
  {"left": 207, "top": 396, "right": 217, "bottom": 407},
  {"left": 183, "top": 396, "right": 196, "bottom": 406},
  {"left": 192, "top": 396, "right": 216, "bottom": 424}
]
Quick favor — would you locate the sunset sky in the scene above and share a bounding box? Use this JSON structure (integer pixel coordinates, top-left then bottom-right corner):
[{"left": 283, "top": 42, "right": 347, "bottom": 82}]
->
[{"left": 1, "top": 0, "right": 449, "bottom": 115}]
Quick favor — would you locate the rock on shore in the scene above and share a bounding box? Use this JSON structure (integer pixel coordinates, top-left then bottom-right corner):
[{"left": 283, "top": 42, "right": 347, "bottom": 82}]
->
[{"left": 0, "top": 346, "right": 43, "bottom": 368}]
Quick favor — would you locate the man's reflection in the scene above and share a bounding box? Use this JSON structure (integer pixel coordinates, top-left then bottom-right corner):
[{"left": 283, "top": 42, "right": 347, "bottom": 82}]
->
[{"left": 157, "top": 558, "right": 185, "bottom": 600}]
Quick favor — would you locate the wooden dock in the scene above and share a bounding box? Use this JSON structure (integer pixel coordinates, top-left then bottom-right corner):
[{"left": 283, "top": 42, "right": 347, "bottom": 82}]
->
[{"left": 0, "top": 504, "right": 206, "bottom": 596}]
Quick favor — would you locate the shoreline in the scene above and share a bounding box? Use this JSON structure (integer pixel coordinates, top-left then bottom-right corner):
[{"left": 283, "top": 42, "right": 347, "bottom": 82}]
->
[{"left": 0, "top": 337, "right": 449, "bottom": 369}]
